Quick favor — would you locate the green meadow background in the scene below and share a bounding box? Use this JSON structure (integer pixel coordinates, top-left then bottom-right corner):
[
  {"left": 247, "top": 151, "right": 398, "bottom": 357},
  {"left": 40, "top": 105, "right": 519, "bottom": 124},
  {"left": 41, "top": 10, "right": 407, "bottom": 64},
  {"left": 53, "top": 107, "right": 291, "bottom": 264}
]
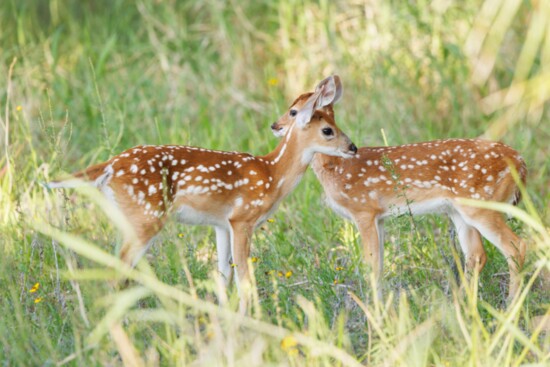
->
[{"left": 1, "top": 0, "right": 549, "bottom": 365}]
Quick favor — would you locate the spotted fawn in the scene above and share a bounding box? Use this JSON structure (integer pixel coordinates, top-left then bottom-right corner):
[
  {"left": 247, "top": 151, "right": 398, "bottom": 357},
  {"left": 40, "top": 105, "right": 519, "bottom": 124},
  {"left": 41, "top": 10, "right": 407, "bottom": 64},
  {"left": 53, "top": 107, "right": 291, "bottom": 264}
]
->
[
  {"left": 49, "top": 85, "right": 357, "bottom": 299},
  {"left": 271, "top": 75, "right": 527, "bottom": 301}
]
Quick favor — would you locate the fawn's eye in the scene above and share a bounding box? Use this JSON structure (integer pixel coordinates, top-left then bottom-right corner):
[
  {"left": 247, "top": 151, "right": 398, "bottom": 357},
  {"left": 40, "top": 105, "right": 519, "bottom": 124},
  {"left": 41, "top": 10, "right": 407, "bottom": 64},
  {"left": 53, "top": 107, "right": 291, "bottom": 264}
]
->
[
  {"left": 289, "top": 109, "right": 298, "bottom": 117},
  {"left": 322, "top": 127, "right": 334, "bottom": 136}
]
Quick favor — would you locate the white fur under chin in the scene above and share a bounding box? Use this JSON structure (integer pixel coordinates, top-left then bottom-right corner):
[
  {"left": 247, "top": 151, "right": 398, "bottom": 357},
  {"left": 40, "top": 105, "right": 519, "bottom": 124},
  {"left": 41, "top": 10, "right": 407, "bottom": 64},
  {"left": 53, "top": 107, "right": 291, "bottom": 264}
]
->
[
  {"left": 339, "top": 151, "right": 356, "bottom": 159},
  {"left": 301, "top": 147, "right": 354, "bottom": 164},
  {"left": 271, "top": 128, "right": 286, "bottom": 138}
]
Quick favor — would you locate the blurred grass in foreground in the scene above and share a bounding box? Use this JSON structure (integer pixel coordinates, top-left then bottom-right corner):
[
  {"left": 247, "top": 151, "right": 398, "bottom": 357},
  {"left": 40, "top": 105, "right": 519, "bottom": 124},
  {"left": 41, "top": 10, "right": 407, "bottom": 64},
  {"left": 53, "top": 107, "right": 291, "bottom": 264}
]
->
[{"left": 1, "top": 0, "right": 549, "bottom": 365}]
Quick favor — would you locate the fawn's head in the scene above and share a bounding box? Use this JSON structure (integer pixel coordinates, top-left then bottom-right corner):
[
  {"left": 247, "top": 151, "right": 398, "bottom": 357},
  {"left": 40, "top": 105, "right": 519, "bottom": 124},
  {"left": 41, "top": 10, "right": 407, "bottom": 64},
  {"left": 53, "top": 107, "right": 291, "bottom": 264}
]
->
[
  {"left": 272, "top": 75, "right": 342, "bottom": 138},
  {"left": 286, "top": 84, "right": 356, "bottom": 160}
]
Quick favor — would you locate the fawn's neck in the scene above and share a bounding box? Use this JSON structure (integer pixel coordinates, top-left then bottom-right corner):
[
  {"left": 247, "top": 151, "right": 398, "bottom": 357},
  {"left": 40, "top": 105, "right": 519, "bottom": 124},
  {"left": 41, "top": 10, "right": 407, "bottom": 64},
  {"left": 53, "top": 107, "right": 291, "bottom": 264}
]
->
[
  {"left": 311, "top": 153, "right": 345, "bottom": 176},
  {"left": 260, "top": 125, "right": 312, "bottom": 198}
]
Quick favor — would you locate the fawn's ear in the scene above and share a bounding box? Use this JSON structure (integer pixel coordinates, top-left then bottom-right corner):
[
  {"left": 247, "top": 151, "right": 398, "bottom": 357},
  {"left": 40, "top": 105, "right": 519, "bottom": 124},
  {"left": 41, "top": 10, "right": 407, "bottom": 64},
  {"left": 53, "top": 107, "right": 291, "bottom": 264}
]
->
[
  {"left": 314, "top": 75, "right": 343, "bottom": 107},
  {"left": 295, "top": 92, "right": 321, "bottom": 128}
]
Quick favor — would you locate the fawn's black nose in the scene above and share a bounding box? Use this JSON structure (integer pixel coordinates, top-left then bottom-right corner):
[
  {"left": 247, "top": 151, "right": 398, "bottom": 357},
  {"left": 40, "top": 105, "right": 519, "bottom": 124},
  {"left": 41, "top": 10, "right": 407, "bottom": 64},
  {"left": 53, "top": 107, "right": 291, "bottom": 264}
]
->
[
  {"left": 271, "top": 122, "right": 278, "bottom": 130},
  {"left": 349, "top": 143, "right": 358, "bottom": 154}
]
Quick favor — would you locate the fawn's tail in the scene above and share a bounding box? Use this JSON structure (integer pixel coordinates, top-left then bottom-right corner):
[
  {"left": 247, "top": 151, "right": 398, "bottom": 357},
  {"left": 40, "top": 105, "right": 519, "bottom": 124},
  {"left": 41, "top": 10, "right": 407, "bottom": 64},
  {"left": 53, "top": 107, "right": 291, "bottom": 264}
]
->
[
  {"left": 46, "top": 162, "right": 112, "bottom": 189},
  {"left": 511, "top": 158, "right": 528, "bottom": 206}
]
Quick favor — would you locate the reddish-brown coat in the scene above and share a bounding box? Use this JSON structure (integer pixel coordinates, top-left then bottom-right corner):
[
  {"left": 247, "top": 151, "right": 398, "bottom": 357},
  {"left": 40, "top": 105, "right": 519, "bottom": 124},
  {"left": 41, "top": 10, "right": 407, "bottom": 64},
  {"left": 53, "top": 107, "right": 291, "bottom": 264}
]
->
[{"left": 313, "top": 139, "right": 526, "bottom": 216}]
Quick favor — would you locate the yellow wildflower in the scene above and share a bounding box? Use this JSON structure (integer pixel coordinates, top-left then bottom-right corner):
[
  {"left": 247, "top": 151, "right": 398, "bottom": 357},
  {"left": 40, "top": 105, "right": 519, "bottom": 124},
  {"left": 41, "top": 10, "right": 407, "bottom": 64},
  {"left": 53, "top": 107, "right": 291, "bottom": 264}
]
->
[
  {"left": 277, "top": 271, "right": 283, "bottom": 277},
  {"left": 333, "top": 279, "right": 339, "bottom": 285},
  {"left": 285, "top": 271, "right": 292, "bottom": 278},
  {"left": 177, "top": 233, "right": 184, "bottom": 239},
  {"left": 251, "top": 257, "right": 258, "bottom": 263},
  {"left": 29, "top": 283, "right": 40, "bottom": 293},
  {"left": 281, "top": 335, "right": 298, "bottom": 355},
  {"left": 335, "top": 266, "right": 344, "bottom": 271},
  {"left": 268, "top": 78, "right": 278, "bottom": 86},
  {"left": 34, "top": 297, "right": 43, "bottom": 304},
  {"left": 287, "top": 348, "right": 298, "bottom": 356},
  {"left": 267, "top": 218, "right": 275, "bottom": 223},
  {"left": 16, "top": 105, "right": 22, "bottom": 112}
]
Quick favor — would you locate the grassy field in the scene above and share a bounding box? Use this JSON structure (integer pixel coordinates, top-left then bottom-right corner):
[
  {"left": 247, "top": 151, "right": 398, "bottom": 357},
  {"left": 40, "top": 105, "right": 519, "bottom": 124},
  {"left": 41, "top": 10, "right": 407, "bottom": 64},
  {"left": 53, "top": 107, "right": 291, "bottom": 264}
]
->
[{"left": 1, "top": 0, "right": 549, "bottom": 365}]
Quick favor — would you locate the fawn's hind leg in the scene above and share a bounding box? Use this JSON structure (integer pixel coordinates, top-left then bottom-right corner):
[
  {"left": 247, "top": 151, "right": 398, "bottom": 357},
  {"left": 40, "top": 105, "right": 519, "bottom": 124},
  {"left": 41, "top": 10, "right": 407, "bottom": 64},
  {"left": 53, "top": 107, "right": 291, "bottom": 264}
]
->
[
  {"left": 449, "top": 211, "right": 487, "bottom": 280},
  {"left": 456, "top": 206, "right": 526, "bottom": 302}
]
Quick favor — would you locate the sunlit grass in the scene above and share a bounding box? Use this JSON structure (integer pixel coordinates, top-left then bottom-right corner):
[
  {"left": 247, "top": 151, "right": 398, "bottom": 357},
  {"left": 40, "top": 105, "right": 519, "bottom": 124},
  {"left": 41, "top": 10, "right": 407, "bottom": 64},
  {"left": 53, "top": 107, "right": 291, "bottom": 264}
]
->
[{"left": 1, "top": 0, "right": 549, "bottom": 365}]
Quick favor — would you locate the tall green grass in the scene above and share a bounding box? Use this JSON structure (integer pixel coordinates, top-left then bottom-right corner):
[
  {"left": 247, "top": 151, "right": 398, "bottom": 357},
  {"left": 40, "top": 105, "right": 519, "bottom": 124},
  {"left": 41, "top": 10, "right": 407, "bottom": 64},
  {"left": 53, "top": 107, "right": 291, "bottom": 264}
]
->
[{"left": 1, "top": 0, "right": 549, "bottom": 365}]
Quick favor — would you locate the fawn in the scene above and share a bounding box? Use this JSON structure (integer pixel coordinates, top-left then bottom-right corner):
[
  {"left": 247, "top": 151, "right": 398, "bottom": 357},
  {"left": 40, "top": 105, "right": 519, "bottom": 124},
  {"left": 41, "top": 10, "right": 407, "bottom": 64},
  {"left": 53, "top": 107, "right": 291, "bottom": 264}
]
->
[
  {"left": 49, "top": 86, "right": 357, "bottom": 296},
  {"left": 271, "top": 76, "right": 527, "bottom": 301}
]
